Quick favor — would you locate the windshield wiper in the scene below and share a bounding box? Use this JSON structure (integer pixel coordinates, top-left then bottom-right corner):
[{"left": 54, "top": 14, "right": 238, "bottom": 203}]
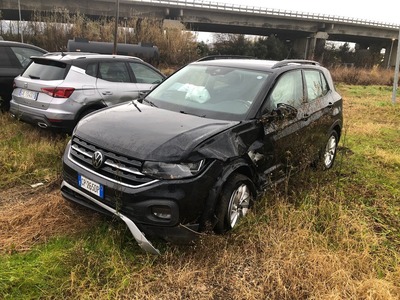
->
[
  {"left": 131, "top": 100, "right": 142, "bottom": 112},
  {"left": 142, "top": 98, "right": 158, "bottom": 108},
  {"left": 29, "top": 75, "right": 40, "bottom": 79},
  {"left": 180, "top": 111, "right": 206, "bottom": 118}
]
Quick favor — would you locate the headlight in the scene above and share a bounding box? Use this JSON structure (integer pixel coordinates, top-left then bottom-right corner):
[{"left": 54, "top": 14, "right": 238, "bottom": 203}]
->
[{"left": 142, "top": 160, "right": 205, "bottom": 179}]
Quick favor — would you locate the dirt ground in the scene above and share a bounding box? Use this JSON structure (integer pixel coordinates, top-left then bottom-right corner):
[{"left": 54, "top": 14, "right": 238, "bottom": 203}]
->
[{"left": 0, "top": 183, "right": 101, "bottom": 253}]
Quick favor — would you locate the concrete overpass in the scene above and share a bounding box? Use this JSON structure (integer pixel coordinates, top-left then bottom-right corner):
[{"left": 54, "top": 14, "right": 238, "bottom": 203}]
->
[{"left": 1, "top": 0, "right": 399, "bottom": 65}]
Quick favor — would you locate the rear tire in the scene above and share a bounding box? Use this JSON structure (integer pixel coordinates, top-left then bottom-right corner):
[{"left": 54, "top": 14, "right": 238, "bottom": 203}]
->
[
  {"left": 214, "top": 173, "right": 254, "bottom": 234},
  {"left": 321, "top": 131, "right": 338, "bottom": 170}
]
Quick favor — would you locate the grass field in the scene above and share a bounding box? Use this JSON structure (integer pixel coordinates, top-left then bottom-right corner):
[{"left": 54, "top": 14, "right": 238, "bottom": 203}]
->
[{"left": 0, "top": 85, "right": 399, "bottom": 299}]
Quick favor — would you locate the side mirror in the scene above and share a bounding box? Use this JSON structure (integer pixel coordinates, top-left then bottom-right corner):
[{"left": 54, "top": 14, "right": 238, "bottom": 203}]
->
[
  {"left": 276, "top": 103, "right": 298, "bottom": 119},
  {"left": 261, "top": 103, "right": 298, "bottom": 124}
]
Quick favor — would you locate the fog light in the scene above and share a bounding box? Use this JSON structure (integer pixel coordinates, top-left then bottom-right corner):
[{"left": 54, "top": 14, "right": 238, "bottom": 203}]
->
[{"left": 151, "top": 206, "right": 172, "bottom": 220}]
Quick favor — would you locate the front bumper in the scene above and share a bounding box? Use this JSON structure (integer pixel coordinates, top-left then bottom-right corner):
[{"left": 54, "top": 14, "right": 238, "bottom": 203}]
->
[
  {"left": 61, "top": 180, "right": 161, "bottom": 254},
  {"left": 61, "top": 145, "right": 223, "bottom": 253}
]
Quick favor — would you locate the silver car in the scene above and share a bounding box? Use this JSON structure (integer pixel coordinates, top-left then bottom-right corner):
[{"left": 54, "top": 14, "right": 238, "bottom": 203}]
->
[{"left": 10, "top": 53, "right": 165, "bottom": 132}]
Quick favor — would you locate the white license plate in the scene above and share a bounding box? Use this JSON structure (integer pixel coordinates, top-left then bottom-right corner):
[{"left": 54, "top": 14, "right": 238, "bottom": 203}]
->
[
  {"left": 78, "top": 174, "right": 104, "bottom": 198},
  {"left": 19, "top": 88, "right": 38, "bottom": 101}
]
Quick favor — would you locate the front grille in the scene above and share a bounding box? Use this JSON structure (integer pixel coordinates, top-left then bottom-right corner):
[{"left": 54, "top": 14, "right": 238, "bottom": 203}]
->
[{"left": 69, "top": 136, "right": 155, "bottom": 187}]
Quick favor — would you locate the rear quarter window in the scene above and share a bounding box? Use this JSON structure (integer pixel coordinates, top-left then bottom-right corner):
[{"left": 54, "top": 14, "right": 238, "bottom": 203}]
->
[
  {"left": 22, "top": 59, "right": 68, "bottom": 80},
  {"left": 304, "top": 70, "right": 329, "bottom": 101},
  {"left": 86, "top": 62, "right": 98, "bottom": 77}
]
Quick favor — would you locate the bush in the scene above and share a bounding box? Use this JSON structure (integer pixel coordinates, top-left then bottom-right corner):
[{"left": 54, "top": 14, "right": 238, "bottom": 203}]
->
[
  {"left": 330, "top": 66, "right": 398, "bottom": 85},
  {"left": 1, "top": 10, "right": 199, "bottom": 66}
]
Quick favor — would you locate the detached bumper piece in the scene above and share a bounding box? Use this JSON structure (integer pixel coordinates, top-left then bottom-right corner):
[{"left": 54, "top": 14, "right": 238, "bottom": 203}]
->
[{"left": 61, "top": 180, "right": 160, "bottom": 255}]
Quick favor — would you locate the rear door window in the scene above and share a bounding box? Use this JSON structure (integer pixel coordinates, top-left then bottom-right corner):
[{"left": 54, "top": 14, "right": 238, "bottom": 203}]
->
[
  {"left": 22, "top": 59, "right": 68, "bottom": 80},
  {"left": 98, "top": 62, "right": 131, "bottom": 82}
]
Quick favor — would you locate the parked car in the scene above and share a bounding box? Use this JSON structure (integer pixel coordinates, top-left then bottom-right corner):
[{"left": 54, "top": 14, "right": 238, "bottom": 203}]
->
[
  {"left": 10, "top": 53, "right": 165, "bottom": 132},
  {"left": 61, "top": 57, "right": 343, "bottom": 254},
  {"left": 0, "top": 40, "right": 47, "bottom": 111}
]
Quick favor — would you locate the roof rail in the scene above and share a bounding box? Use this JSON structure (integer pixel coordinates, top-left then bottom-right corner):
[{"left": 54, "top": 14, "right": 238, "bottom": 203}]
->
[
  {"left": 272, "top": 59, "right": 320, "bottom": 68},
  {"left": 196, "top": 55, "right": 255, "bottom": 62}
]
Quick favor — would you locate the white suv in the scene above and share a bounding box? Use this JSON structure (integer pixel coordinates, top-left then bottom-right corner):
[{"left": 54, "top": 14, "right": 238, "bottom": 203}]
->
[{"left": 10, "top": 53, "right": 165, "bottom": 132}]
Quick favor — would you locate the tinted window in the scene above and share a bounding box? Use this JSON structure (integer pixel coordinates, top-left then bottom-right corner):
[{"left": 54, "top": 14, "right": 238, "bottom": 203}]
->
[
  {"left": 10, "top": 47, "right": 45, "bottom": 68},
  {"left": 99, "top": 62, "right": 130, "bottom": 82},
  {"left": 22, "top": 59, "right": 67, "bottom": 80},
  {"left": 128, "top": 62, "right": 163, "bottom": 84},
  {"left": 268, "top": 70, "right": 303, "bottom": 110},
  {"left": 86, "top": 62, "right": 98, "bottom": 77},
  {"left": 0, "top": 46, "right": 15, "bottom": 67},
  {"left": 304, "top": 70, "right": 329, "bottom": 101}
]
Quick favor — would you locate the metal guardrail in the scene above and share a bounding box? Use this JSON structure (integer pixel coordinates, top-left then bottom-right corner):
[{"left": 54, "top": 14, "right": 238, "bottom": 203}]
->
[{"left": 130, "top": 0, "right": 400, "bottom": 29}]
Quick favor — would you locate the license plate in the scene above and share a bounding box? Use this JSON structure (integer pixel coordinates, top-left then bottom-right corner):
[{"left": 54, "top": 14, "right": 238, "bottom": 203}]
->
[
  {"left": 78, "top": 174, "right": 104, "bottom": 199},
  {"left": 19, "top": 88, "right": 38, "bottom": 101}
]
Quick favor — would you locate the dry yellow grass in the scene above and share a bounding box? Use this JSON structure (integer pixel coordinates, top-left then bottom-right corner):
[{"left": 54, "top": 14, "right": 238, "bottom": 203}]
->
[
  {"left": 331, "top": 67, "right": 396, "bottom": 86},
  {"left": 63, "top": 197, "right": 400, "bottom": 299},
  {"left": 1, "top": 83, "right": 400, "bottom": 299},
  {"left": 0, "top": 188, "right": 101, "bottom": 253}
]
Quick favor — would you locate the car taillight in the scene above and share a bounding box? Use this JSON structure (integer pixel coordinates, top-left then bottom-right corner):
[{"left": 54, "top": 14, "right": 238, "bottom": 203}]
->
[{"left": 41, "top": 87, "right": 75, "bottom": 98}]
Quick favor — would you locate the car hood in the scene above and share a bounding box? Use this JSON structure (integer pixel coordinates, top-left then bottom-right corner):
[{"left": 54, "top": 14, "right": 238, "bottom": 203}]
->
[{"left": 75, "top": 101, "right": 239, "bottom": 161}]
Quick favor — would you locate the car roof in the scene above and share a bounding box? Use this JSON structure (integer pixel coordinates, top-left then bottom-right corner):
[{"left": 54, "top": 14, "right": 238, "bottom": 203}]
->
[
  {"left": 193, "top": 58, "right": 323, "bottom": 72},
  {"left": 193, "top": 59, "right": 278, "bottom": 71},
  {"left": 0, "top": 40, "right": 47, "bottom": 52},
  {"left": 28, "top": 52, "right": 166, "bottom": 77},
  {"left": 38, "top": 52, "right": 144, "bottom": 62}
]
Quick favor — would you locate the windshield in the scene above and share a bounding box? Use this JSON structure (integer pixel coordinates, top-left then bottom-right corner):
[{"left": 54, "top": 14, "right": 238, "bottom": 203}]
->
[{"left": 146, "top": 64, "right": 269, "bottom": 121}]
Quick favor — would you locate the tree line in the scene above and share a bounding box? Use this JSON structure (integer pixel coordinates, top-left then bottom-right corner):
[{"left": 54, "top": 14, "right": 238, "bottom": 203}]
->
[
  {"left": 200, "top": 33, "right": 385, "bottom": 68},
  {"left": 0, "top": 10, "right": 385, "bottom": 68}
]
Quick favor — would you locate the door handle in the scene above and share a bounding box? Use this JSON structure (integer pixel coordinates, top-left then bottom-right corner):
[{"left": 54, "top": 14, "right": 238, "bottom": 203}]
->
[
  {"left": 302, "top": 114, "right": 309, "bottom": 121},
  {"left": 102, "top": 91, "right": 113, "bottom": 95}
]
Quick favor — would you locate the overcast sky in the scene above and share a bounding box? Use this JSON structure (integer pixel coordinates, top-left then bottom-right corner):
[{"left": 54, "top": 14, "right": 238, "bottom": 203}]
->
[{"left": 219, "top": 0, "right": 399, "bottom": 24}]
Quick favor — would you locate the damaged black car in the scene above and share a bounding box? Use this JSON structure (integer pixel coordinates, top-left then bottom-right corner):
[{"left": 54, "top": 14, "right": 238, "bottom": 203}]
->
[{"left": 61, "top": 58, "right": 343, "bottom": 254}]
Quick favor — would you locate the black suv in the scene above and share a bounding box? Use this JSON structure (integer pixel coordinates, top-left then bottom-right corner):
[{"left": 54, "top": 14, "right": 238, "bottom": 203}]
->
[
  {"left": 61, "top": 58, "right": 343, "bottom": 254},
  {"left": 0, "top": 40, "right": 47, "bottom": 111}
]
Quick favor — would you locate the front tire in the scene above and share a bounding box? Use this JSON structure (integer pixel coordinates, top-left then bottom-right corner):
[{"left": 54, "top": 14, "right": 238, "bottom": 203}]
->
[{"left": 214, "top": 173, "right": 254, "bottom": 234}]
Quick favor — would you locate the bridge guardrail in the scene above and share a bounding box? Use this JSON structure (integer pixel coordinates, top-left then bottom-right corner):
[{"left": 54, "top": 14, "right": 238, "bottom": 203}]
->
[{"left": 131, "top": 0, "right": 400, "bottom": 29}]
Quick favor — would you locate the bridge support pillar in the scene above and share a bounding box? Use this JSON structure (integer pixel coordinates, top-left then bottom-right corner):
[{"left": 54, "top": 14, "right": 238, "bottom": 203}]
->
[
  {"left": 293, "top": 37, "right": 311, "bottom": 59},
  {"left": 293, "top": 32, "right": 328, "bottom": 61},
  {"left": 355, "top": 41, "right": 389, "bottom": 67},
  {"left": 383, "top": 39, "right": 398, "bottom": 68}
]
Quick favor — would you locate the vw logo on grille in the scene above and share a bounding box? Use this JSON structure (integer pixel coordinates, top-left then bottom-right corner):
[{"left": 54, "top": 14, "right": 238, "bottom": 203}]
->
[{"left": 92, "top": 151, "right": 104, "bottom": 169}]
